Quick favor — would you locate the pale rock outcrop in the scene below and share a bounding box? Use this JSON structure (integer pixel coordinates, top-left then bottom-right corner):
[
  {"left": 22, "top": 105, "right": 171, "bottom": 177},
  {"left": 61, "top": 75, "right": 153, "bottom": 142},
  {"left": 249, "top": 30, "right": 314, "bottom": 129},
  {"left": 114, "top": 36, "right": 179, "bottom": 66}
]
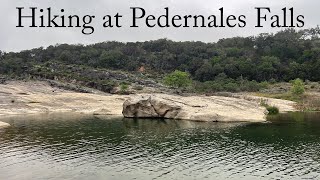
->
[
  {"left": 0, "top": 81, "right": 297, "bottom": 122},
  {"left": 123, "top": 94, "right": 268, "bottom": 122}
]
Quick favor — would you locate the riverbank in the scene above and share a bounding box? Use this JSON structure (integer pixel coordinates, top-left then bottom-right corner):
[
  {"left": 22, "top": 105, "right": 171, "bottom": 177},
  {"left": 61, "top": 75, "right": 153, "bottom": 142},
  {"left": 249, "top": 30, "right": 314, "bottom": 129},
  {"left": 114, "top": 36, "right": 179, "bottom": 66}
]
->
[{"left": 0, "top": 81, "right": 297, "bottom": 123}]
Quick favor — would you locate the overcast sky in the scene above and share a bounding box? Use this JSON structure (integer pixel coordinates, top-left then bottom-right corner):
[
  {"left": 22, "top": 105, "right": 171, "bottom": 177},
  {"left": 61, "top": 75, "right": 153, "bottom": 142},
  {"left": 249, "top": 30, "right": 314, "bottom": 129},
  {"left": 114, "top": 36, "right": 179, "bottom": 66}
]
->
[{"left": 0, "top": 0, "right": 319, "bottom": 52}]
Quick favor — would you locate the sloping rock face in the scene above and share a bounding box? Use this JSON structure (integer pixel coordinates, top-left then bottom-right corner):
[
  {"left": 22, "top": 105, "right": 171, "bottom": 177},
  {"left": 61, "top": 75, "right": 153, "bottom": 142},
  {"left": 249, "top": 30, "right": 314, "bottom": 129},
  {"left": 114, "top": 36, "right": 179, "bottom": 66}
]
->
[
  {"left": 123, "top": 96, "right": 181, "bottom": 118},
  {"left": 0, "top": 81, "right": 295, "bottom": 119},
  {"left": 123, "top": 94, "right": 267, "bottom": 122}
]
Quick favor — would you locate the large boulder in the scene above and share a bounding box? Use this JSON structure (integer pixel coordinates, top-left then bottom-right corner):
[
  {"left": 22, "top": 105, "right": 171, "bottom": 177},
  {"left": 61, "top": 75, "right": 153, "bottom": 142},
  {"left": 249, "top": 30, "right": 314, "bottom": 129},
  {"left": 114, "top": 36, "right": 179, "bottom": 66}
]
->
[{"left": 123, "top": 96, "right": 181, "bottom": 118}]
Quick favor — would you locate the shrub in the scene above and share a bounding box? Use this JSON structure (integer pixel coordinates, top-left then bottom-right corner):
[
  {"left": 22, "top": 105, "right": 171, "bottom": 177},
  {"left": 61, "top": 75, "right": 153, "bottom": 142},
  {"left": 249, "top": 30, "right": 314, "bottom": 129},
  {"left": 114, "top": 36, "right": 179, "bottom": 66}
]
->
[
  {"left": 291, "top": 78, "right": 305, "bottom": 96},
  {"left": 242, "top": 80, "right": 260, "bottom": 92},
  {"left": 259, "top": 81, "right": 270, "bottom": 89},
  {"left": 193, "top": 78, "right": 268, "bottom": 93},
  {"left": 120, "top": 84, "right": 129, "bottom": 92},
  {"left": 260, "top": 100, "right": 279, "bottom": 115},
  {"left": 164, "top": 70, "right": 192, "bottom": 88},
  {"left": 266, "top": 106, "right": 280, "bottom": 115},
  {"left": 269, "top": 78, "right": 277, "bottom": 84},
  {"left": 224, "top": 82, "right": 239, "bottom": 92}
]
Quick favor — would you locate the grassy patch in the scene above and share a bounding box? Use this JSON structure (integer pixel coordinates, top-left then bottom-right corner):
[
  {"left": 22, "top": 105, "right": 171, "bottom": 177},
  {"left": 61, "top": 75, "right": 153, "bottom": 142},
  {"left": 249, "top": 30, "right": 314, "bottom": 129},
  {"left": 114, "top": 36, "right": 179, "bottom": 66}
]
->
[
  {"left": 254, "top": 92, "right": 303, "bottom": 102},
  {"left": 255, "top": 92, "right": 320, "bottom": 112},
  {"left": 299, "top": 94, "right": 320, "bottom": 112}
]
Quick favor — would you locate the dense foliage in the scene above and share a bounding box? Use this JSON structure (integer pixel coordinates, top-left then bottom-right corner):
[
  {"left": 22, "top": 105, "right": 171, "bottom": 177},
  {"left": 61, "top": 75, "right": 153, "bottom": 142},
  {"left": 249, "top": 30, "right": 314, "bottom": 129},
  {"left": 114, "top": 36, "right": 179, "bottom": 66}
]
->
[
  {"left": 291, "top": 78, "right": 305, "bottom": 96},
  {"left": 1, "top": 27, "right": 320, "bottom": 92},
  {"left": 163, "top": 70, "right": 192, "bottom": 88}
]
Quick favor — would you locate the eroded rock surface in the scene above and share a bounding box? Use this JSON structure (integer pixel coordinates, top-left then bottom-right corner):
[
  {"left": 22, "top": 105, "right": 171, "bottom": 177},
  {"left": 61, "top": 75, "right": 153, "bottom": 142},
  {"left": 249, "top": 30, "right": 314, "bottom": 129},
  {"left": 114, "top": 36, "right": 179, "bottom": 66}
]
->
[
  {"left": 123, "top": 96, "right": 181, "bottom": 118},
  {"left": 123, "top": 94, "right": 268, "bottom": 122}
]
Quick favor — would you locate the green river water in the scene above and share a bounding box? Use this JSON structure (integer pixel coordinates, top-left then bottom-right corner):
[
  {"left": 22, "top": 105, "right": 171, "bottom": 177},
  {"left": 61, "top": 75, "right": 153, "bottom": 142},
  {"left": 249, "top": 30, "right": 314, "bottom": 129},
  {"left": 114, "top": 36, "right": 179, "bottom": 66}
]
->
[{"left": 0, "top": 112, "right": 320, "bottom": 179}]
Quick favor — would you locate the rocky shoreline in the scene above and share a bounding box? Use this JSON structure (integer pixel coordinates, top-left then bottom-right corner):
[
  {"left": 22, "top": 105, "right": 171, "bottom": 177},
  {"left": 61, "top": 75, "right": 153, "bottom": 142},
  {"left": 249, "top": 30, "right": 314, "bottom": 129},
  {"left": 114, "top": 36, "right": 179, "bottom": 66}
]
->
[{"left": 0, "top": 81, "right": 297, "bottom": 125}]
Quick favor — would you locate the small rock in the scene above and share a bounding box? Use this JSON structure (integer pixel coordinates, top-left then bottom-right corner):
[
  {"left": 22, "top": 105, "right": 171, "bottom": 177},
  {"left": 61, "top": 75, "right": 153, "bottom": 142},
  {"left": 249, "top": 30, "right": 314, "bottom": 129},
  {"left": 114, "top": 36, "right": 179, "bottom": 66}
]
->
[
  {"left": 93, "top": 109, "right": 112, "bottom": 115},
  {"left": 0, "top": 121, "right": 10, "bottom": 128}
]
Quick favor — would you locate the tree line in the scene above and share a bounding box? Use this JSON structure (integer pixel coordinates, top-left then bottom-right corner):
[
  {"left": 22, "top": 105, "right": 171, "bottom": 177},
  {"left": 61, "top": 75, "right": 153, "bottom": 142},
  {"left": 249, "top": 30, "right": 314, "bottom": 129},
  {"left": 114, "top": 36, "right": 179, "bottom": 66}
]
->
[{"left": 1, "top": 27, "right": 320, "bottom": 88}]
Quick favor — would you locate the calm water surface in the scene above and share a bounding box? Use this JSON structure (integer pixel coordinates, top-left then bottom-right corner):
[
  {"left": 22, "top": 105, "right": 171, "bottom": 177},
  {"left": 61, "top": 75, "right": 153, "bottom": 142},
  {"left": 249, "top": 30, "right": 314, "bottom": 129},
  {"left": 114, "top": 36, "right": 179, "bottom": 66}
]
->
[{"left": 0, "top": 113, "right": 320, "bottom": 180}]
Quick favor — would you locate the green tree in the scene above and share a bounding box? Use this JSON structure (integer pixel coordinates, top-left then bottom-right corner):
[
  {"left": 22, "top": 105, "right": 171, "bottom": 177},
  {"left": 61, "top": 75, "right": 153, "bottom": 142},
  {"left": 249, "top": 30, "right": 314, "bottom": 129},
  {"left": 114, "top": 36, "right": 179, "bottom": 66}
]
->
[
  {"left": 59, "top": 50, "right": 73, "bottom": 62},
  {"left": 164, "top": 70, "right": 192, "bottom": 88},
  {"left": 291, "top": 78, "right": 305, "bottom": 96},
  {"left": 99, "top": 50, "right": 125, "bottom": 68},
  {"left": 195, "top": 61, "right": 215, "bottom": 81},
  {"left": 257, "top": 56, "right": 281, "bottom": 81}
]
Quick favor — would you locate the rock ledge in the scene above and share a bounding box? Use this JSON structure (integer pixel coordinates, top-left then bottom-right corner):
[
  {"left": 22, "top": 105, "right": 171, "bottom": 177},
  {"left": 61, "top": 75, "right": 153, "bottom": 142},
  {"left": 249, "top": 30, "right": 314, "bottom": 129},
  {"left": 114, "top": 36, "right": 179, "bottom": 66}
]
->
[{"left": 123, "top": 94, "right": 267, "bottom": 122}]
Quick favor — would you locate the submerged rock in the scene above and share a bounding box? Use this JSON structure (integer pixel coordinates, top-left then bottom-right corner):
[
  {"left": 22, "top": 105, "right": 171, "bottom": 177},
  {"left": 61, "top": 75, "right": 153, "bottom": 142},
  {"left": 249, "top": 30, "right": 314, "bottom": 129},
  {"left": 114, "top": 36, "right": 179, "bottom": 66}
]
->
[{"left": 122, "top": 94, "right": 267, "bottom": 122}]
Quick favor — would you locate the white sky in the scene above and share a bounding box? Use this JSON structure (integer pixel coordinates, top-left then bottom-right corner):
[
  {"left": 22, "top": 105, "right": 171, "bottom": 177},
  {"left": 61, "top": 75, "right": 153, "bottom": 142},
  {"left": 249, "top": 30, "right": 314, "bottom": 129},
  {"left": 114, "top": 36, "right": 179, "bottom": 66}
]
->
[{"left": 0, "top": 0, "right": 319, "bottom": 52}]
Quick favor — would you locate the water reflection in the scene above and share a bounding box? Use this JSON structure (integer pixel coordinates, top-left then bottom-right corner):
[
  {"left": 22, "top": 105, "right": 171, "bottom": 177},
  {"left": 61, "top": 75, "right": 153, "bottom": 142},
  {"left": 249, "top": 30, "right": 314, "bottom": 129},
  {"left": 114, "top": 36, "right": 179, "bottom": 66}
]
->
[{"left": 0, "top": 113, "right": 320, "bottom": 180}]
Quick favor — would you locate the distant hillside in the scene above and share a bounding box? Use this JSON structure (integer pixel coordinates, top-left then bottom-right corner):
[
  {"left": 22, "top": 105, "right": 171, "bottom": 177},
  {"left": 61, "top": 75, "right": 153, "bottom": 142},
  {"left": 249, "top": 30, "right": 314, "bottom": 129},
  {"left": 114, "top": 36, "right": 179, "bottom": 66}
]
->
[{"left": 0, "top": 27, "right": 320, "bottom": 93}]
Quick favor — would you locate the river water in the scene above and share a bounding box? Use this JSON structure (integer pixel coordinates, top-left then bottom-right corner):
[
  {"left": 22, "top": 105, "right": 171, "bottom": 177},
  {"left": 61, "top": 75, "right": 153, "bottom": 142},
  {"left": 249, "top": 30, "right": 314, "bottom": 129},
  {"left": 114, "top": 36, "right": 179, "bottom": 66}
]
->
[{"left": 0, "top": 112, "right": 320, "bottom": 180}]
